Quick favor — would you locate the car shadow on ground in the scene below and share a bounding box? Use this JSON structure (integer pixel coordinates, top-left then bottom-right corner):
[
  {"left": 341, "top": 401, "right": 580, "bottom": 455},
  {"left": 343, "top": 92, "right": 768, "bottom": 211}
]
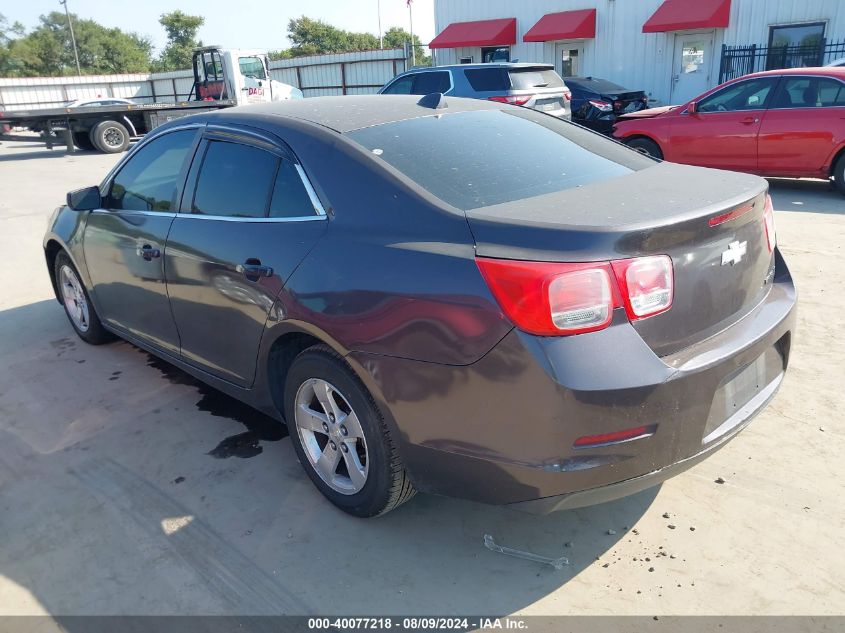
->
[
  {"left": 767, "top": 178, "right": 845, "bottom": 215},
  {"left": 0, "top": 299, "right": 661, "bottom": 616}
]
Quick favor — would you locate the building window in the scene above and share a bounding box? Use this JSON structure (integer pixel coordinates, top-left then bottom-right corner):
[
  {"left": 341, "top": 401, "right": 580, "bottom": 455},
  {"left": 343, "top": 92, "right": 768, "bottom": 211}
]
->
[
  {"left": 767, "top": 22, "right": 826, "bottom": 68},
  {"left": 459, "top": 56, "right": 474, "bottom": 64},
  {"left": 481, "top": 46, "right": 510, "bottom": 63}
]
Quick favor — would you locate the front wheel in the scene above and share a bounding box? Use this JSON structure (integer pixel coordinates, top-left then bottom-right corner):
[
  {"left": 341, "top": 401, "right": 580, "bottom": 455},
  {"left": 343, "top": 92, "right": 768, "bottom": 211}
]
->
[
  {"left": 627, "top": 137, "right": 663, "bottom": 160},
  {"left": 54, "top": 252, "right": 113, "bottom": 344},
  {"left": 833, "top": 154, "right": 845, "bottom": 196},
  {"left": 284, "top": 345, "right": 416, "bottom": 517}
]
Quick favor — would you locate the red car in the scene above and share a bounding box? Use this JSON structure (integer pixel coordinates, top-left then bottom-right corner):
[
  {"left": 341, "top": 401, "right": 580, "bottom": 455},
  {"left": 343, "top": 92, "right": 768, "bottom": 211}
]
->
[{"left": 613, "top": 67, "right": 845, "bottom": 194}]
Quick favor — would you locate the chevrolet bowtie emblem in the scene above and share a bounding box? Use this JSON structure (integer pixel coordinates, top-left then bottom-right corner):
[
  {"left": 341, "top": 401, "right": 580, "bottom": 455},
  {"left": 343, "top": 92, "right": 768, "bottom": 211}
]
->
[{"left": 721, "top": 240, "right": 747, "bottom": 266}]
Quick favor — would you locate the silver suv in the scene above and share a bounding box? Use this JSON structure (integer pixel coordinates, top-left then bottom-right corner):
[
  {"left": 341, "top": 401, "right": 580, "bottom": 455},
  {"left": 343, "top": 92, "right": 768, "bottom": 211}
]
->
[{"left": 379, "top": 63, "right": 571, "bottom": 119}]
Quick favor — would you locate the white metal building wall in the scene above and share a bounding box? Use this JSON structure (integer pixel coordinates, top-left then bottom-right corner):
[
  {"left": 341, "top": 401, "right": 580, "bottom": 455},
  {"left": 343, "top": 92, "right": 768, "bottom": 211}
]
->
[{"left": 433, "top": 0, "right": 845, "bottom": 104}]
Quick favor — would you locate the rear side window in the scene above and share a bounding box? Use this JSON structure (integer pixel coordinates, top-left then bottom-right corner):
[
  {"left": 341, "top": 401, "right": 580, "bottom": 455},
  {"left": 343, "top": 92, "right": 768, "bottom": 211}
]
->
[
  {"left": 269, "top": 161, "right": 318, "bottom": 218},
  {"left": 464, "top": 68, "right": 508, "bottom": 92},
  {"left": 192, "top": 141, "right": 278, "bottom": 218},
  {"left": 348, "top": 109, "right": 642, "bottom": 210},
  {"left": 508, "top": 69, "right": 565, "bottom": 90},
  {"left": 107, "top": 129, "right": 196, "bottom": 212},
  {"left": 775, "top": 76, "right": 845, "bottom": 108}
]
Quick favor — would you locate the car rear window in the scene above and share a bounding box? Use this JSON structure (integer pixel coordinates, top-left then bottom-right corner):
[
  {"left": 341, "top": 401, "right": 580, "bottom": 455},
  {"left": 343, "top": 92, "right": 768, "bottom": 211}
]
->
[
  {"left": 464, "top": 68, "right": 509, "bottom": 92},
  {"left": 347, "top": 109, "right": 645, "bottom": 210},
  {"left": 508, "top": 68, "right": 565, "bottom": 90}
]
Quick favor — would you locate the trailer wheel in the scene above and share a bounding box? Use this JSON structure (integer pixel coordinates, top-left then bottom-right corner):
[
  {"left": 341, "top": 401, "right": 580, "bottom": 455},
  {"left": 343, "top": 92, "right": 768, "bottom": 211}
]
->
[
  {"left": 72, "top": 131, "right": 95, "bottom": 151},
  {"left": 90, "top": 120, "right": 130, "bottom": 153}
]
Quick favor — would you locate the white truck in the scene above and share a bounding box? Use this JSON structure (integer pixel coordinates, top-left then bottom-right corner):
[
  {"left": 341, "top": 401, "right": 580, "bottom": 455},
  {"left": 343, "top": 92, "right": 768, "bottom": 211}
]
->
[{"left": 0, "top": 46, "right": 302, "bottom": 153}]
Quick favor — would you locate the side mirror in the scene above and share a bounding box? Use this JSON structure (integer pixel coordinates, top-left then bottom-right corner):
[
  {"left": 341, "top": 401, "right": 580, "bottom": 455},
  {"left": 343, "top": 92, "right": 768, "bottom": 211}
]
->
[
  {"left": 67, "top": 186, "right": 102, "bottom": 211},
  {"left": 688, "top": 101, "right": 698, "bottom": 115}
]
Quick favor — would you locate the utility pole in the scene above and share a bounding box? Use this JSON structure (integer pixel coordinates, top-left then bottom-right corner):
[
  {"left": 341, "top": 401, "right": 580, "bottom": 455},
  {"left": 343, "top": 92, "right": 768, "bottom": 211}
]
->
[
  {"left": 408, "top": 0, "right": 415, "bottom": 67},
  {"left": 377, "top": 0, "right": 383, "bottom": 48},
  {"left": 59, "top": 0, "right": 82, "bottom": 76}
]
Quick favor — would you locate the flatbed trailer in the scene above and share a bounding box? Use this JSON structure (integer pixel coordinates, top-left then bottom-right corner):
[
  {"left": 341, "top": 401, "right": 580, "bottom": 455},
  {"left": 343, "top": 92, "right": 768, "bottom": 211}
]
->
[{"left": 0, "top": 99, "right": 237, "bottom": 153}]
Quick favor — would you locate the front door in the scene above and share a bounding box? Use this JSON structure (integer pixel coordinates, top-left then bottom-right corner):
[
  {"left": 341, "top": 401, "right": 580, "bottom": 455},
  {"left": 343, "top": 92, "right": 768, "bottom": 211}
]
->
[
  {"left": 165, "top": 129, "right": 327, "bottom": 387},
  {"left": 671, "top": 32, "right": 714, "bottom": 104},
  {"left": 233, "top": 53, "right": 273, "bottom": 104},
  {"left": 83, "top": 128, "right": 200, "bottom": 354},
  {"left": 666, "top": 76, "right": 778, "bottom": 172},
  {"left": 556, "top": 43, "right": 584, "bottom": 78}
]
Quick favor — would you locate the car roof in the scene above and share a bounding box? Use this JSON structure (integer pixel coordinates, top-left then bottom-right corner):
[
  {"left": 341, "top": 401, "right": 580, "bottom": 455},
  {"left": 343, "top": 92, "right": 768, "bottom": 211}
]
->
[
  {"left": 742, "top": 66, "right": 845, "bottom": 79},
  {"left": 224, "top": 94, "right": 506, "bottom": 133},
  {"left": 405, "top": 63, "right": 554, "bottom": 72}
]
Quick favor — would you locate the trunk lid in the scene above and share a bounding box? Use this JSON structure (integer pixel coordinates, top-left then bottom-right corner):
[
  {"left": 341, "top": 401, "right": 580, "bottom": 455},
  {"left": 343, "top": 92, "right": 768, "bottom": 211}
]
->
[
  {"left": 601, "top": 89, "right": 649, "bottom": 115},
  {"left": 467, "top": 162, "right": 774, "bottom": 356}
]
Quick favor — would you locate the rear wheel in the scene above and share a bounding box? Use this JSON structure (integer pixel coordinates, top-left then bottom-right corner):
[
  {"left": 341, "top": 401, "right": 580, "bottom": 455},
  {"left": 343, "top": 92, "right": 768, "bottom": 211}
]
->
[
  {"left": 833, "top": 154, "right": 845, "bottom": 196},
  {"left": 90, "top": 120, "right": 130, "bottom": 153},
  {"left": 627, "top": 137, "right": 663, "bottom": 160},
  {"left": 72, "top": 131, "right": 95, "bottom": 151},
  {"left": 54, "top": 252, "right": 113, "bottom": 345},
  {"left": 284, "top": 345, "right": 415, "bottom": 517}
]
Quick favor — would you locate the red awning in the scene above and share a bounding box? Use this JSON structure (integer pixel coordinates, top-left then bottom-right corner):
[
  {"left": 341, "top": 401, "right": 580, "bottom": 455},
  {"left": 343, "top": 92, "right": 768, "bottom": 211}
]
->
[
  {"left": 429, "top": 18, "right": 517, "bottom": 49},
  {"left": 643, "top": 0, "right": 731, "bottom": 33},
  {"left": 523, "top": 9, "right": 596, "bottom": 42}
]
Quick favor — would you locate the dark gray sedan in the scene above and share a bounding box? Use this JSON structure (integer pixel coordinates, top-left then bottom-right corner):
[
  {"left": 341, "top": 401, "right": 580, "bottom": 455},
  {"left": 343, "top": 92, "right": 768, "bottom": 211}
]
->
[{"left": 44, "top": 95, "right": 796, "bottom": 517}]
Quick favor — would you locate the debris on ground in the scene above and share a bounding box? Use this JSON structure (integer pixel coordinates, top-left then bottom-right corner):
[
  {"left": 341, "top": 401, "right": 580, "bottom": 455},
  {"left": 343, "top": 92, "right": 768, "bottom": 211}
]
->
[
  {"left": 662, "top": 512, "right": 670, "bottom": 519},
  {"left": 483, "top": 534, "right": 569, "bottom": 570},
  {"left": 715, "top": 477, "right": 726, "bottom": 484},
  {"left": 172, "top": 476, "right": 185, "bottom": 484},
  {"left": 668, "top": 524, "right": 676, "bottom": 529},
  {"left": 607, "top": 529, "right": 617, "bottom": 535}
]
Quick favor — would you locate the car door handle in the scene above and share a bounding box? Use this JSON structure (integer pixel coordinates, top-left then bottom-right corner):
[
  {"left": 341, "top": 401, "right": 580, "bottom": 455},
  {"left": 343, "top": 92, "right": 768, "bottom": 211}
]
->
[
  {"left": 137, "top": 244, "right": 161, "bottom": 260},
  {"left": 237, "top": 259, "right": 273, "bottom": 281},
  {"left": 741, "top": 117, "right": 760, "bottom": 125}
]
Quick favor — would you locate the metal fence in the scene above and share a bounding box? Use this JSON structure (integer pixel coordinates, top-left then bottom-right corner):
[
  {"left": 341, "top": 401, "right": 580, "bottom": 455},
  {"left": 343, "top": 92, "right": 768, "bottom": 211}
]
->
[
  {"left": 720, "top": 39, "right": 845, "bottom": 83},
  {"left": 0, "top": 47, "right": 409, "bottom": 110}
]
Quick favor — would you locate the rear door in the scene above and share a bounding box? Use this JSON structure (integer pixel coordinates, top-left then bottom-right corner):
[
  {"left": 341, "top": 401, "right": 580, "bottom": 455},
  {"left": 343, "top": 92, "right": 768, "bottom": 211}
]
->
[
  {"left": 666, "top": 77, "right": 779, "bottom": 171},
  {"left": 758, "top": 74, "right": 845, "bottom": 177},
  {"left": 165, "top": 126, "right": 327, "bottom": 387},
  {"left": 83, "top": 127, "right": 200, "bottom": 354}
]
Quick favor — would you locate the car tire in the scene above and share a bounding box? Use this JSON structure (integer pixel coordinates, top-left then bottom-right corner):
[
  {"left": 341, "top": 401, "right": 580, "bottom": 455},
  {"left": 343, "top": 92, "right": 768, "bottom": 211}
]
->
[
  {"left": 90, "top": 120, "right": 130, "bottom": 154},
  {"left": 284, "top": 344, "right": 416, "bottom": 517},
  {"left": 628, "top": 137, "right": 663, "bottom": 160},
  {"left": 54, "top": 251, "right": 113, "bottom": 345},
  {"left": 834, "top": 154, "right": 845, "bottom": 196},
  {"left": 72, "top": 131, "right": 95, "bottom": 151}
]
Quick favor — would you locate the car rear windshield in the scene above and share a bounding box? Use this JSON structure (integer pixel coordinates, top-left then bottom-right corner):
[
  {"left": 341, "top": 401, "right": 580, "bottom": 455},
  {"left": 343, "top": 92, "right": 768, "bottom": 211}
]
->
[
  {"left": 508, "top": 68, "right": 565, "bottom": 90},
  {"left": 347, "top": 109, "right": 645, "bottom": 210}
]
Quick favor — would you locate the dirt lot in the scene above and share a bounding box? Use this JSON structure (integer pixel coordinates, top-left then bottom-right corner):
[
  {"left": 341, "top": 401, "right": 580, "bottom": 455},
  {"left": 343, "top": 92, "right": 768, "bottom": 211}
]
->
[{"left": 0, "top": 134, "right": 843, "bottom": 617}]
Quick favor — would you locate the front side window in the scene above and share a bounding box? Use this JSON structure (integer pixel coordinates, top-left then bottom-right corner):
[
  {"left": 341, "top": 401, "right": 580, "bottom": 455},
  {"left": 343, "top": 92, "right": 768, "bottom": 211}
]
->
[
  {"left": 698, "top": 78, "right": 778, "bottom": 113},
  {"left": 192, "top": 141, "right": 278, "bottom": 218},
  {"left": 239, "top": 56, "right": 267, "bottom": 80},
  {"left": 383, "top": 76, "right": 414, "bottom": 94},
  {"left": 773, "top": 76, "right": 845, "bottom": 108},
  {"left": 107, "top": 129, "right": 196, "bottom": 211}
]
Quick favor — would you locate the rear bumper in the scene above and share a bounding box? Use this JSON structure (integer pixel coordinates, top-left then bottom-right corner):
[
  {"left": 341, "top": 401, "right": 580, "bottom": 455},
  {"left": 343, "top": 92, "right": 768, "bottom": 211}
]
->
[{"left": 351, "top": 249, "right": 796, "bottom": 508}]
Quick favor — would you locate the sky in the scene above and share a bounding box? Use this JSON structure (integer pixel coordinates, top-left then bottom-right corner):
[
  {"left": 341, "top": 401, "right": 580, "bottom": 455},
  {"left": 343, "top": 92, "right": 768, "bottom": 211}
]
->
[{"left": 2, "top": 0, "right": 436, "bottom": 53}]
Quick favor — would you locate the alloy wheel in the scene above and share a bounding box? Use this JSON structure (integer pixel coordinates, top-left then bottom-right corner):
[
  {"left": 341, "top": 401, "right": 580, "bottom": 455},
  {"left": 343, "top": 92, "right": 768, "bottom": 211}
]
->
[
  {"left": 59, "top": 264, "right": 90, "bottom": 332},
  {"left": 294, "top": 378, "right": 369, "bottom": 495}
]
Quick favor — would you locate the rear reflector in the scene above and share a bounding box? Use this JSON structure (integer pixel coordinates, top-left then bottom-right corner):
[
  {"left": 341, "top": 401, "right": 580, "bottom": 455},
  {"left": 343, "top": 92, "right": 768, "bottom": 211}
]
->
[
  {"left": 488, "top": 95, "right": 532, "bottom": 106},
  {"left": 573, "top": 425, "right": 653, "bottom": 449},
  {"left": 611, "top": 255, "right": 674, "bottom": 319},
  {"left": 763, "top": 194, "right": 777, "bottom": 253},
  {"left": 477, "top": 255, "right": 673, "bottom": 337}
]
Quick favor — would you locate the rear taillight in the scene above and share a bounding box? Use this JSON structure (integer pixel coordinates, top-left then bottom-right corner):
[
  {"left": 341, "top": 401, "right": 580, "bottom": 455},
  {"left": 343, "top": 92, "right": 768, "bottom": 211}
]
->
[
  {"left": 477, "top": 255, "right": 674, "bottom": 337},
  {"left": 564, "top": 90, "right": 572, "bottom": 102},
  {"left": 488, "top": 95, "right": 532, "bottom": 106},
  {"left": 763, "top": 194, "right": 777, "bottom": 253},
  {"left": 589, "top": 99, "right": 613, "bottom": 112},
  {"left": 611, "top": 256, "right": 674, "bottom": 320}
]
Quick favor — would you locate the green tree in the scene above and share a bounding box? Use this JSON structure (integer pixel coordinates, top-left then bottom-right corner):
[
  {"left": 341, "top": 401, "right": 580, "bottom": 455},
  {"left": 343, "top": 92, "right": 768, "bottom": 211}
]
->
[
  {"left": 0, "top": 13, "right": 28, "bottom": 76},
  {"left": 155, "top": 10, "right": 204, "bottom": 71},
  {"left": 383, "top": 26, "right": 430, "bottom": 66},
  {"left": 0, "top": 12, "right": 152, "bottom": 76}
]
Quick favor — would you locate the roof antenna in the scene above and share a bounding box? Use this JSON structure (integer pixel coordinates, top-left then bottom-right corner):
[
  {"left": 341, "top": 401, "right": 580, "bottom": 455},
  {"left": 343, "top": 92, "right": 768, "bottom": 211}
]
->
[{"left": 417, "top": 93, "right": 448, "bottom": 109}]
